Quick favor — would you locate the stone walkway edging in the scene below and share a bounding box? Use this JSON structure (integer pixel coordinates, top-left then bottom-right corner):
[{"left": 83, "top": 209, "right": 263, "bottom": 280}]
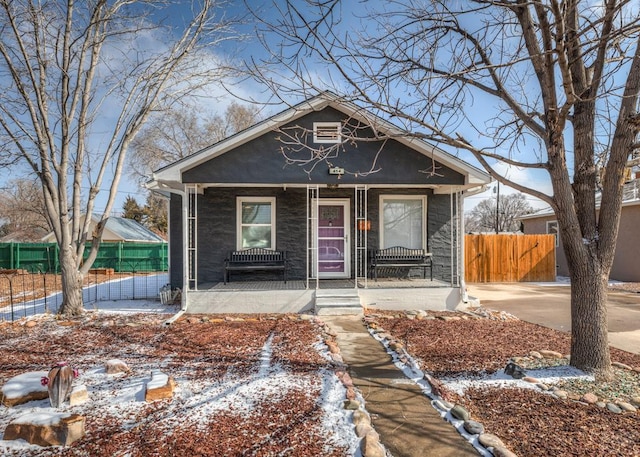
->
[
  {"left": 364, "top": 315, "right": 501, "bottom": 457},
  {"left": 365, "top": 311, "right": 640, "bottom": 457},
  {"left": 313, "top": 317, "right": 388, "bottom": 457}
]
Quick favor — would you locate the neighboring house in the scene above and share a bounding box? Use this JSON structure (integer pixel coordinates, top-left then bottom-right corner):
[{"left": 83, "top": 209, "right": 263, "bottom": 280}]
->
[
  {"left": 41, "top": 216, "right": 166, "bottom": 243},
  {"left": 520, "top": 178, "right": 640, "bottom": 282},
  {"left": 147, "top": 92, "right": 491, "bottom": 313},
  {"left": 0, "top": 228, "right": 49, "bottom": 243}
]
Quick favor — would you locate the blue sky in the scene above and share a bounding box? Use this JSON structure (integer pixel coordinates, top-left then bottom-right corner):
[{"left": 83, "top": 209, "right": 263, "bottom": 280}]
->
[{"left": 1, "top": 0, "right": 553, "bottom": 218}]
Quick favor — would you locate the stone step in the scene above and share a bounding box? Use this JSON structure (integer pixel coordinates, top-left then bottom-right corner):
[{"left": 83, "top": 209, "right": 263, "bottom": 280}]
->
[{"left": 314, "top": 290, "right": 362, "bottom": 315}]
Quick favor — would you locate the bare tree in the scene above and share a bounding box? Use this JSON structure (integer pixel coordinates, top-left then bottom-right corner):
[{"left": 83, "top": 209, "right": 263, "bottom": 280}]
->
[
  {"left": 249, "top": 0, "right": 640, "bottom": 377},
  {"left": 466, "top": 193, "right": 534, "bottom": 233},
  {"left": 129, "top": 102, "right": 261, "bottom": 181},
  {"left": 0, "top": 178, "right": 52, "bottom": 241},
  {"left": 0, "top": 0, "right": 238, "bottom": 315}
]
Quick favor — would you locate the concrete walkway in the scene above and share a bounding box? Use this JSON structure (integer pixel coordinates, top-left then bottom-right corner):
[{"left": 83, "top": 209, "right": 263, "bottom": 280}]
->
[{"left": 323, "top": 316, "right": 478, "bottom": 457}]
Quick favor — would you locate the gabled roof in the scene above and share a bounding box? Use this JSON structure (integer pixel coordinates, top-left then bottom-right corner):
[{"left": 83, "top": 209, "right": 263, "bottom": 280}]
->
[
  {"left": 41, "top": 216, "right": 165, "bottom": 243},
  {"left": 103, "top": 217, "right": 165, "bottom": 243},
  {"left": 147, "top": 92, "right": 491, "bottom": 192}
]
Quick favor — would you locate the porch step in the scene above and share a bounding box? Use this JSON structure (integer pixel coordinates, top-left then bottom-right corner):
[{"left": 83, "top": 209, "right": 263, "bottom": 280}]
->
[{"left": 314, "top": 289, "right": 363, "bottom": 316}]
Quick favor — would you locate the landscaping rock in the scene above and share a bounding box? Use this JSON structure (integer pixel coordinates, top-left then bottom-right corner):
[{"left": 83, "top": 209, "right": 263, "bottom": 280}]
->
[
  {"left": 539, "top": 350, "right": 563, "bottom": 359},
  {"left": 450, "top": 404, "right": 470, "bottom": 421},
  {"left": 69, "top": 385, "right": 89, "bottom": 406},
  {"left": 346, "top": 386, "right": 357, "bottom": 400},
  {"left": 630, "top": 396, "right": 640, "bottom": 408},
  {"left": 145, "top": 370, "right": 175, "bottom": 402},
  {"left": 596, "top": 401, "right": 607, "bottom": 408},
  {"left": 105, "top": 359, "right": 130, "bottom": 374},
  {"left": 355, "top": 422, "right": 374, "bottom": 437},
  {"left": 360, "top": 431, "right": 385, "bottom": 457},
  {"left": 522, "top": 376, "right": 539, "bottom": 383},
  {"left": 529, "top": 351, "right": 543, "bottom": 359},
  {"left": 478, "top": 433, "right": 505, "bottom": 449},
  {"left": 581, "top": 393, "right": 598, "bottom": 404},
  {"left": 553, "top": 390, "right": 568, "bottom": 399},
  {"left": 612, "top": 361, "right": 633, "bottom": 370},
  {"left": 492, "top": 445, "right": 518, "bottom": 457},
  {"left": 463, "top": 420, "right": 484, "bottom": 435},
  {"left": 352, "top": 409, "right": 370, "bottom": 427},
  {"left": 344, "top": 399, "right": 360, "bottom": 410},
  {"left": 326, "top": 341, "right": 340, "bottom": 354},
  {"left": 1, "top": 371, "right": 49, "bottom": 407},
  {"left": 606, "top": 403, "right": 622, "bottom": 414},
  {"left": 616, "top": 401, "right": 637, "bottom": 413},
  {"left": 4, "top": 412, "right": 85, "bottom": 446},
  {"left": 433, "top": 400, "right": 451, "bottom": 411},
  {"left": 536, "top": 383, "right": 549, "bottom": 391},
  {"left": 504, "top": 362, "right": 526, "bottom": 379}
]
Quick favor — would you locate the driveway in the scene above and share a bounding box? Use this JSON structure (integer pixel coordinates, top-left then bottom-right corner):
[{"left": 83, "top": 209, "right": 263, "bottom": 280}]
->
[{"left": 466, "top": 282, "right": 640, "bottom": 354}]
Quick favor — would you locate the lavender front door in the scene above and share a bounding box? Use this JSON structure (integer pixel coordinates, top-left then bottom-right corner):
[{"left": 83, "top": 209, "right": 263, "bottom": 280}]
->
[{"left": 315, "top": 200, "right": 350, "bottom": 279}]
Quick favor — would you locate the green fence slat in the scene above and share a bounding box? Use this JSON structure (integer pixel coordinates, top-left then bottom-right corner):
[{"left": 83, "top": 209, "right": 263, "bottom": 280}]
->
[{"left": 0, "top": 242, "right": 168, "bottom": 273}]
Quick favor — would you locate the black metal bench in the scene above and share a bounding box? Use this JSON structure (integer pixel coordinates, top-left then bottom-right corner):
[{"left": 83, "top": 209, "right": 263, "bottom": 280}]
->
[
  {"left": 369, "top": 246, "right": 433, "bottom": 281},
  {"left": 224, "top": 248, "right": 288, "bottom": 284}
]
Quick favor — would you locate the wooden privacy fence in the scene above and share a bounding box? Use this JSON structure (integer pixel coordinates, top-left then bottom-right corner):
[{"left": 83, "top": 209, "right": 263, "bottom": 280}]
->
[{"left": 465, "top": 234, "right": 556, "bottom": 283}]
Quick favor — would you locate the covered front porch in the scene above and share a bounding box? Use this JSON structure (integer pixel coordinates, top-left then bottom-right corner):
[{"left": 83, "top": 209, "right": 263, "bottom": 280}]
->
[{"left": 185, "top": 278, "right": 463, "bottom": 315}]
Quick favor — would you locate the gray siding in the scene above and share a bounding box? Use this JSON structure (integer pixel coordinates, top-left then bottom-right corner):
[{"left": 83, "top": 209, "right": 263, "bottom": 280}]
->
[{"left": 183, "top": 109, "right": 465, "bottom": 186}]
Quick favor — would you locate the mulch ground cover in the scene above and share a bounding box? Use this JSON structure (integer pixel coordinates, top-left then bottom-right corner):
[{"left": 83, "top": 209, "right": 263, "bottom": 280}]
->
[
  {"left": 0, "top": 313, "right": 356, "bottom": 456},
  {"left": 368, "top": 310, "right": 640, "bottom": 457}
]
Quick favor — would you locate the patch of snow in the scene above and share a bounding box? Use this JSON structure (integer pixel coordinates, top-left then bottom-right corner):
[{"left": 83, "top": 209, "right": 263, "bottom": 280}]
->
[
  {"left": 1, "top": 372, "right": 48, "bottom": 399},
  {"left": 11, "top": 411, "right": 71, "bottom": 426},
  {"left": 317, "top": 368, "right": 360, "bottom": 455},
  {"left": 147, "top": 371, "right": 169, "bottom": 390},
  {"left": 442, "top": 366, "right": 594, "bottom": 396}
]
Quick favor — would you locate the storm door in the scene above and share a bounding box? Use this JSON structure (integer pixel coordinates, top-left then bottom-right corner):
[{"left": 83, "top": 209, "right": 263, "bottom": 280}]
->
[{"left": 315, "top": 199, "right": 350, "bottom": 279}]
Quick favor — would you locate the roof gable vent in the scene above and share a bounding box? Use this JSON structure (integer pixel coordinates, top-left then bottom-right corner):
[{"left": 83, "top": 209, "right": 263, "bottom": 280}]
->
[{"left": 313, "top": 122, "right": 342, "bottom": 144}]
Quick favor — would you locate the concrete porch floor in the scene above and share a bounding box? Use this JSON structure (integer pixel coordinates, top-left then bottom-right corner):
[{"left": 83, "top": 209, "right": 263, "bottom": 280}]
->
[{"left": 198, "top": 278, "right": 450, "bottom": 291}]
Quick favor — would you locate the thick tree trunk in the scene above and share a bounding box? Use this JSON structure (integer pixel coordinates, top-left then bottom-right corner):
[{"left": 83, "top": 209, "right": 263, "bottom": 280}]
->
[
  {"left": 569, "top": 267, "right": 612, "bottom": 380},
  {"left": 58, "top": 247, "right": 84, "bottom": 316}
]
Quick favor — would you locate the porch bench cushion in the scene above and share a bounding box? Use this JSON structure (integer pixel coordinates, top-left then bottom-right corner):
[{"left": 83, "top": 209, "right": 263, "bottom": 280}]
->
[
  {"left": 224, "top": 248, "right": 288, "bottom": 284},
  {"left": 369, "top": 246, "right": 433, "bottom": 281}
]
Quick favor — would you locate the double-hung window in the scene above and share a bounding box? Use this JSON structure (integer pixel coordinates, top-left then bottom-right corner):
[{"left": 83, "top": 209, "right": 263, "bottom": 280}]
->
[
  {"left": 237, "top": 197, "right": 276, "bottom": 249},
  {"left": 379, "top": 195, "right": 426, "bottom": 249}
]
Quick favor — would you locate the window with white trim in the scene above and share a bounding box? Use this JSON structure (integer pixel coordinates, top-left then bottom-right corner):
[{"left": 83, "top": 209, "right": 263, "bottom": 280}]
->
[
  {"left": 546, "top": 220, "right": 559, "bottom": 246},
  {"left": 237, "top": 197, "right": 276, "bottom": 249},
  {"left": 313, "top": 122, "right": 342, "bottom": 143},
  {"left": 380, "top": 195, "right": 427, "bottom": 249}
]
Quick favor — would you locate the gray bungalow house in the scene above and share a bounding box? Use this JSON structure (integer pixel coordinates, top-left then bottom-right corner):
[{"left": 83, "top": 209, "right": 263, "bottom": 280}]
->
[{"left": 147, "top": 93, "right": 491, "bottom": 314}]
